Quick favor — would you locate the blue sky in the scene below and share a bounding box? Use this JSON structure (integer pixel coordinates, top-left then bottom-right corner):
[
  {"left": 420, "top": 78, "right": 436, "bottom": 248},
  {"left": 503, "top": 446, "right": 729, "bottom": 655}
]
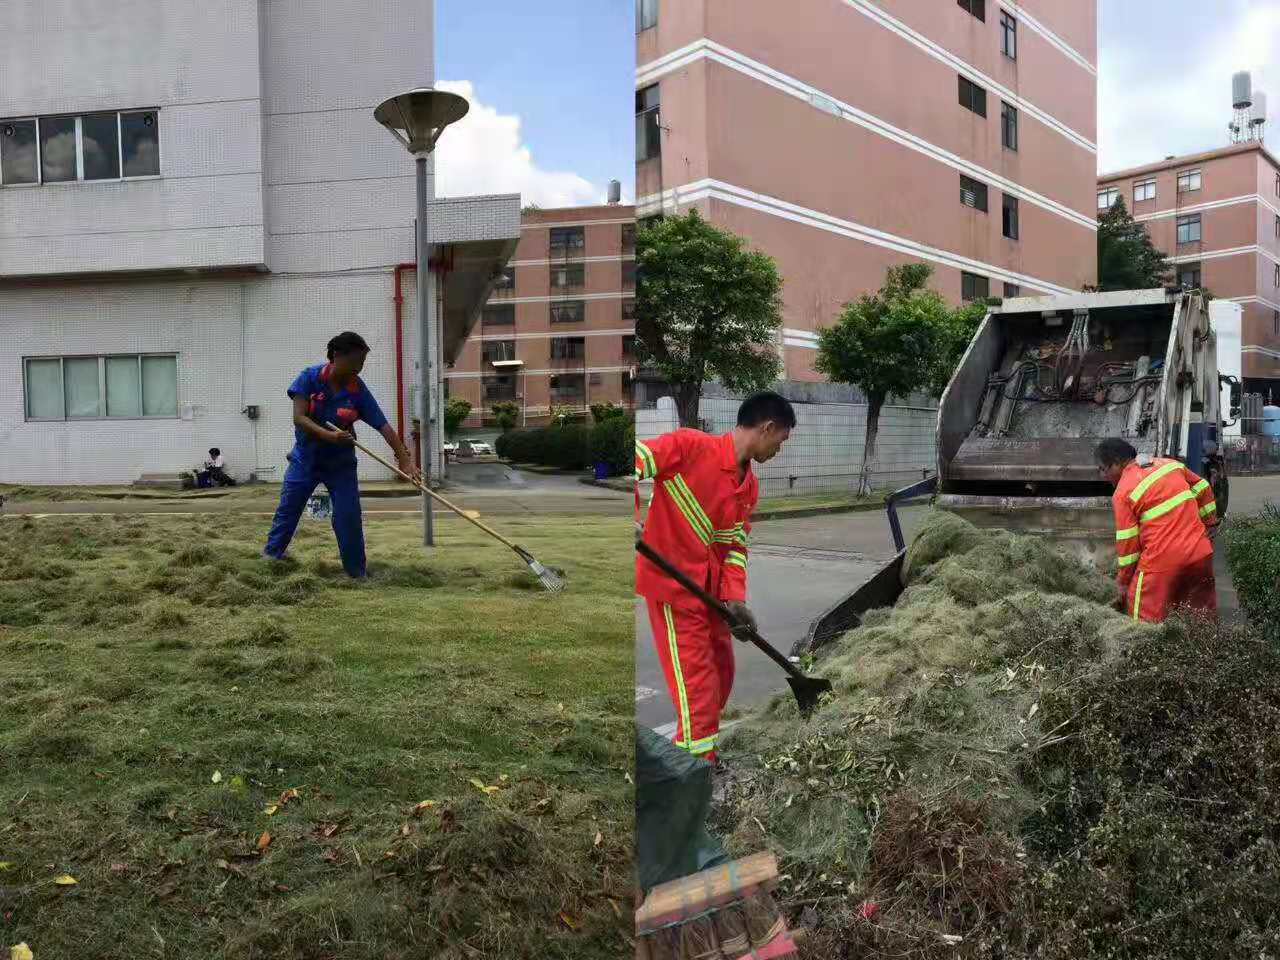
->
[
  {"left": 434, "top": 0, "right": 633, "bottom": 206},
  {"left": 1100, "top": 0, "right": 1279, "bottom": 172}
]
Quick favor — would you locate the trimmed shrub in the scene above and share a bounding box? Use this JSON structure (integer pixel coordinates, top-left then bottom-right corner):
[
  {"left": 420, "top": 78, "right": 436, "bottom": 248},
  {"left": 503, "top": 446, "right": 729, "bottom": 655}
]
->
[
  {"left": 1223, "top": 503, "right": 1280, "bottom": 638},
  {"left": 495, "top": 425, "right": 591, "bottom": 471},
  {"left": 590, "top": 416, "right": 634, "bottom": 477}
]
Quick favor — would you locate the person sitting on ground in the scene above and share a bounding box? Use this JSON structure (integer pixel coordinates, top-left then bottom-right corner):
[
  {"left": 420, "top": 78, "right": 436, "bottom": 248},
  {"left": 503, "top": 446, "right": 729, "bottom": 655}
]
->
[
  {"left": 201, "top": 448, "right": 236, "bottom": 487},
  {"left": 1095, "top": 437, "right": 1218, "bottom": 623}
]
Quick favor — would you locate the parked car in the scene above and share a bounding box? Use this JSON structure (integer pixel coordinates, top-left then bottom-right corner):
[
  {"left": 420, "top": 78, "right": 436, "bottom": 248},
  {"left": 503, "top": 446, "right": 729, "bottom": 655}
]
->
[{"left": 456, "top": 439, "right": 495, "bottom": 458}]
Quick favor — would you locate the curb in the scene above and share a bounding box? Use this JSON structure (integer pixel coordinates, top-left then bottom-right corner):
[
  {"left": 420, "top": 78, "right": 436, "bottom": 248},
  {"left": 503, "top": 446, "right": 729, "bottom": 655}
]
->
[
  {"left": 752, "top": 501, "right": 887, "bottom": 522},
  {"left": 579, "top": 477, "right": 634, "bottom": 493}
]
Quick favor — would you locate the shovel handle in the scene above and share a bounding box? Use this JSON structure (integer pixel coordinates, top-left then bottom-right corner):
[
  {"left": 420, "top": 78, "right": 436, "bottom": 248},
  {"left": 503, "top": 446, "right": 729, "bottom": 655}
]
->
[
  {"left": 326, "top": 422, "right": 518, "bottom": 550},
  {"left": 635, "top": 539, "right": 805, "bottom": 681}
]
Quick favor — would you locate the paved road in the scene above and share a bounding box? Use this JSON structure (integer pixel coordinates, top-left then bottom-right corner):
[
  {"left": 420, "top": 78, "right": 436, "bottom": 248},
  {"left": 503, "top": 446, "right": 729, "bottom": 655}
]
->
[{"left": 637, "top": 475, "right": 1280, "bottom": 731}]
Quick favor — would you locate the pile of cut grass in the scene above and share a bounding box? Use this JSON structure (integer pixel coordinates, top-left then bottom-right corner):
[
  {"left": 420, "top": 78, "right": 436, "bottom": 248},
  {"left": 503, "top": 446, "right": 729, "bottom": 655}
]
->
[
  {"left": 0, "top": 512, "right": 632, "bottom": 958},
  {"left": 717, "top": 512, "right": 1280, "bottom": 958}
]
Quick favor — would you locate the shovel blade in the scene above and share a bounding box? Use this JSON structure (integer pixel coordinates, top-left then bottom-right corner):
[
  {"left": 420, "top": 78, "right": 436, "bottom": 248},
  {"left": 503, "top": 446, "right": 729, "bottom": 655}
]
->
[{"left": 786, "top": 674, "right": 833, "bottom": 717}]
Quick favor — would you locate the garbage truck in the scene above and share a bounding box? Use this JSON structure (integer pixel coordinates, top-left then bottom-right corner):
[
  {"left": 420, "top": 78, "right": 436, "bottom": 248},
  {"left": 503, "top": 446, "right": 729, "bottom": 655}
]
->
[{"left": 799, "top": 287, "right": 1242, "bottom": 655}]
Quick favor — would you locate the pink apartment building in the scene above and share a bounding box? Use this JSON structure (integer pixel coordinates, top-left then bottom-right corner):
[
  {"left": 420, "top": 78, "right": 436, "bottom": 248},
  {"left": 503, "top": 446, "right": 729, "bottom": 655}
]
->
[
  {"left": 1098, "top": 142, "right": 1280, "bottom": 398},
  {"left": 446, "top": 203, "right": 637, "bottom": 429},
  {"left": 636, "top": 0, "right": 1098, "bottom": 381}
]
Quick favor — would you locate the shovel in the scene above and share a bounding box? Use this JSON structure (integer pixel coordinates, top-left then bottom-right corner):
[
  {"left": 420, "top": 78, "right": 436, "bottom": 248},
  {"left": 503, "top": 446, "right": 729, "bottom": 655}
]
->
[{"left": 636, "top": 539, "right": 833, "bottom": 717}]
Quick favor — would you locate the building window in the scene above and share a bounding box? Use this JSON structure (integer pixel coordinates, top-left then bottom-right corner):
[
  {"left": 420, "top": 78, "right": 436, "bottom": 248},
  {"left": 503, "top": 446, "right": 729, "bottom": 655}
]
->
[
  {"left": 1097, "top": 187, "right": 1119, "bottom": 210},
  {"left": 958, "top": 76, "right": 987, "bottom": 118},
  {"left": 961, "top": 272, "right": 989, "bottom": 301},
  {"left": 0, "top": 109, "right": 159, "bottom": 187},
  {"left": 622, "top": 334, "right": 637, "bottom": 357},
  {"left": 636, "top": 84, "right": 661, "bottom": 162},
  {"left": 622, "top": 261, "right": 636, "bottom": 290},
  {"left": 1274, "top": 214, "right": 1279, "bottom": 239},
  {"left": 1001, "top": 102, "right": 1018, "bottom": 151},
  {"left": 1177, "top": 169, "right": 1202, "bottom": 193},
  {"left": 550, "top": 263, "right": 585, "bottom": 292},
  {"left": 1177, "top": 264, "right": 1201, "bottom": 289},
  {"left": 549, "top": 374, "right": 586, "bottom": 403},
  {"left": 1134, "top": 178, "right": 1157, "bottom": 203},
  {"left": 1000, "top": 11, "right": 1016, "bottom": 59},
  {"left": 494, "top": 267, "right": 516, "bottom": 291},
  {"left": 1275, "top": 173, "right": 1279, "bottom": 197},
  {"left": 481, "top": 304, "right": 515, "bottom": 327},
  {"left": 550, "top": 300, "right": 586, "bottom": 323},
  {"left": 24, "top": 354, "right": 177, "bottom": 421},
  {"left": 1003, "top": 282, "right": 1021, "bottom": 297},
  {"left": 1002, "top": 194, "right": 1019, "bottom": 240},
  {"left": 482, "top": 375, "right": 517, "bottom": 402},
  {"left": 1275, "top": 310, "right": 1279, "bottom": 336},
  {"left": 1176, "top": 213, "right": 1201, "bottom": 244},
  {"left": 636, "top": 0, "right": 657, "bottom": 31},
  {"left": 621, "top": 223, "right": 636, "bottom": 253},
  {"left": 622, "top": 298, "right": 637, "bottom": 322},
  {"left": 549, "top": 226, "right": 585, "bottom": 253},
  {"left": 482, "top": 340, "right": 516, "bottom": 365},
  {"left": 1275, "top": 263, "right": 1280, "bottom": 288},
  {"left": 958, "top": 0, "right": 985, "bottom": 21},
  {"left": 960, "top": 174, "right": 988, "bottom": 212},
  {"left": 550, "top": 336, "right": 586, "bottom": 360}
]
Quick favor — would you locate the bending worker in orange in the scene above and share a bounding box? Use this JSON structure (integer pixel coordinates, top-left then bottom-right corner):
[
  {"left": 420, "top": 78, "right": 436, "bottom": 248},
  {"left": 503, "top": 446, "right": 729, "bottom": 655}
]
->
[
  {"left": 635, "top": 392, "right": 796, "bottom": 763},
  {"left": 1094, "top": 438, "right": 1219, "bottom": 623}
]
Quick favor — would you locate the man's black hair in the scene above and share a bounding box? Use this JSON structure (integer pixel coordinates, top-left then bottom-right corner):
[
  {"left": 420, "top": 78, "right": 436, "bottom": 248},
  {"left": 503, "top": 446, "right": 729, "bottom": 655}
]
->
[
  {"left": 327, "top": 331, "right": 371, "bottom": 360},
  {"left": 209, "top": 448, "right": 220, "bottom": 457},
  {"left": 1094, "top": 438, "right": 1137, "bottom": 468},
  {"left": 737, "top": 391, "right": 797, "bottom": 430}
]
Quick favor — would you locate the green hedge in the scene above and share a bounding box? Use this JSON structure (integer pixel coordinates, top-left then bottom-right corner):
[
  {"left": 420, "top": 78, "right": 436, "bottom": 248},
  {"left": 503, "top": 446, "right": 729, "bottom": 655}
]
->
[
  {"left": 1223, "top": 503, "right": 1280, "bottom": 638},
  {"left": 496, "top": 418, "right": 635, "bottom": 476}
]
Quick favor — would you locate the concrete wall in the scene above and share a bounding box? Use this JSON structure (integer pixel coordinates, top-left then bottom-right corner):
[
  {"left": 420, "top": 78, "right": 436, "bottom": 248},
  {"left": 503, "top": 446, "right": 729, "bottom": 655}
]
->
[
  {"left": 636, "top": 394, "right": 938, "bottom": 498},
  {"left": 0, "top": 0, "right": 267, "bottom": 275}
]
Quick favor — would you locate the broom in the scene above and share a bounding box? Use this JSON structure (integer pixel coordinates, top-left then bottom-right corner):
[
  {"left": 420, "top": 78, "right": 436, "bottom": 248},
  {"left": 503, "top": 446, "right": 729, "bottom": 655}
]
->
[{"left": 326, "top": 422, "right": 565, "bottom": 593}]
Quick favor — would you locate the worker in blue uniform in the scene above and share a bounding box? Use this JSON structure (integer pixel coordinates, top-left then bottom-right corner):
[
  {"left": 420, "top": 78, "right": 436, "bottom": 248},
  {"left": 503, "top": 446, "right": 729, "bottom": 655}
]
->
[{"left": 263, "top": 331, "right": 419, "bottom": 577}]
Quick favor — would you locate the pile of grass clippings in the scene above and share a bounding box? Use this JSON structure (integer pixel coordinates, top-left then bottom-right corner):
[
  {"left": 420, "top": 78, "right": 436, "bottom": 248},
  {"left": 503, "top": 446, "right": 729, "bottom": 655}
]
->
[{"left": 716, "top": 511, "right": 1280, "bottom": 959}]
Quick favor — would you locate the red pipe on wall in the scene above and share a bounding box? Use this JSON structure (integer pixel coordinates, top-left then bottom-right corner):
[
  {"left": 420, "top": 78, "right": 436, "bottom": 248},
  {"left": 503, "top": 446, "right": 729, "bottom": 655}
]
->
[{"left": 392, "top": 261, "right": 416, "bottom": 448}]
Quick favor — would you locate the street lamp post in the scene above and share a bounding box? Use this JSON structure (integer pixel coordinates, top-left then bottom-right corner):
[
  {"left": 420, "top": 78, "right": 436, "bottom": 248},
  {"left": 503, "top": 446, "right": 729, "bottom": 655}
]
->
[{"left": 374, "top": 87, "right": 469, "bottom": 548}]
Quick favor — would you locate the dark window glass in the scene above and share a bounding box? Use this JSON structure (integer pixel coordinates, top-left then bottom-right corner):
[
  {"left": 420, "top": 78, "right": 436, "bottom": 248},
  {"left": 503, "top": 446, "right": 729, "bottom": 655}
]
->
[
  {"left": 82, "top": 112, "right": 120, "bottom": 180},
  {"left": 1003, "top": 282, "right": 1021, "bottom": 297},
  {"left": 482, "top": 305, "right": 515, "bottom": 326},
  {"left": 0, "top": 119, "right": 38, "bottom": 184},
  {"left": 958, "top": 0, "right": 985, "bottom": 21},
  {"left": 1176, "top": 214, "right": 1201, "bottom": 244},
  {"left": 958, "top": 76, "right": 987, "bottom": 117},
  {"left": 39, "top": 116, "right": 77, "bottom": 182},
  {"left": 636, "top": 0, "right": 657, "bottom": 32},
  {"left": 960, "top": 174, "right": 988, "bottom": 212},
  {"left": 962, "top": 272, "right": 989, "bottom": 301},
  {"left": 550, "top": 300, "right": 586, "bottom": 323},
  {"left": 550, "top": 226, "right": 585, "bottom": 250},
  {"left": 1001, "top": 102, "right": 1018, "bottom": 151},
  {"left": 121, "top": 111, "right": 160, "bottom": 177},
  {"left": 1002, "top": 194, "right": 1019, "bottom": 240},
  {"left": 1000, "top": 11, "right": 1016, "bottom": 59},
  {"left": 636, "top": 84, "right": 661, "bottom": 161}
]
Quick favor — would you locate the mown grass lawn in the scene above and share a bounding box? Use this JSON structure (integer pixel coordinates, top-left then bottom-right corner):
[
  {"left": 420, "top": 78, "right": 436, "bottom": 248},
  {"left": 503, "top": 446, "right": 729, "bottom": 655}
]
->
[{"left": 0, "top": 512, "right": 631, "bottom": 959}]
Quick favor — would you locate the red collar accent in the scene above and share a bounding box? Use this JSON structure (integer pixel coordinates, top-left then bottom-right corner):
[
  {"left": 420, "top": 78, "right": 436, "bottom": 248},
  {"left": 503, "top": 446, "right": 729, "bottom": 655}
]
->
[{"left": 320, "top": 363, "right": 359, "bottom": 393}]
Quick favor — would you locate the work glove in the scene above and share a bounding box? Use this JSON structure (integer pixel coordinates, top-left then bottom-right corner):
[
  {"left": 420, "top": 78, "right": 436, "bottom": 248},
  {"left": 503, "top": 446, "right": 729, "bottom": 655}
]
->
[{"left": 723, "top": 600, "right": 758, "bottom": 641}]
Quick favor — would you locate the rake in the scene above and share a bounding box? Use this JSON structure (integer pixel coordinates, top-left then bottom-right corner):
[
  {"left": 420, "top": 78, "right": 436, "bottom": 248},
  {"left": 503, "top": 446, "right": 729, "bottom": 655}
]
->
[{"left": 327, "top": 422, "right": 565, "bottom": 593}]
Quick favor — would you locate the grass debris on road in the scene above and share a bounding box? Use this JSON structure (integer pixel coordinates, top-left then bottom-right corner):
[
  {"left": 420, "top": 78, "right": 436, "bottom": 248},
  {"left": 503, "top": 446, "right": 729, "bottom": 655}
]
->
[{"left": 0, "top": 512, "right": 631, "bottom": 959}]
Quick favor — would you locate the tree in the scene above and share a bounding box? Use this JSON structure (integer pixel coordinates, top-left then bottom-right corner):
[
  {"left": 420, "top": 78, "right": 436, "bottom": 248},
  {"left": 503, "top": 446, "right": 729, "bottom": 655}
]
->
[
  {"left": 635, "top": 210, "right": 783, "bottom": 427},
  {"left": 549, "top": 405, "right": 579, "bottom": 427},
  {"left": 815, "top": 264, "right": 985, "bottom": 495},
  {"left": 490, "top": 401, "right": 519, "bottom": 433},
  {"left": 1097, "top": 195, "right": 1172, "bottom": 291},
  {"left": 443, "top": 397, "right": 472, "bottom": 437},
  {"left": 590, "top": 401, "right": 626, "bottom": 423}
]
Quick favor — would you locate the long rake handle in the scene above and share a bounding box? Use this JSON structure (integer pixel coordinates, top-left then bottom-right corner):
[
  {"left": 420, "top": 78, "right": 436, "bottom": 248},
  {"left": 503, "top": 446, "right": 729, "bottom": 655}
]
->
[
  {"left": 635, "top": 539, "right": 807, "bottom": 682},
  {"left": 325, "top": 422, "right": 520, "bottom": 551}
]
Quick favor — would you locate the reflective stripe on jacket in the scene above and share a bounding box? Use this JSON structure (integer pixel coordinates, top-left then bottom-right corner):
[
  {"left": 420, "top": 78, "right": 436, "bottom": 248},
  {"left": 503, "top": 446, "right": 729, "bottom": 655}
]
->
[
  {"left": 1113, "top": 456, "right": 1216, "bottom": 586},
  {"left": 636, "top": 429, "right": 757, "bottom": 606}
]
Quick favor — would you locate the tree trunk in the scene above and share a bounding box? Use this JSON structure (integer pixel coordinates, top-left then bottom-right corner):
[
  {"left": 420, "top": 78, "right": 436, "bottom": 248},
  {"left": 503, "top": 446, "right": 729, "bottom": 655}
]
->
[
  {"left": 858, "top": 394, "right": 884, "bottom": 497},
  {"left": 675, "top": 382, "right": 702, "bottom": 429}
]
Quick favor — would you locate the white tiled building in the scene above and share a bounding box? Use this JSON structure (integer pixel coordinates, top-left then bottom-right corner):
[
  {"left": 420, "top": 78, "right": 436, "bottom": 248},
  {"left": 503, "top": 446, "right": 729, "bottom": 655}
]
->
[{"left": 0, "top": 0, "right": 518, "bottom": 485}]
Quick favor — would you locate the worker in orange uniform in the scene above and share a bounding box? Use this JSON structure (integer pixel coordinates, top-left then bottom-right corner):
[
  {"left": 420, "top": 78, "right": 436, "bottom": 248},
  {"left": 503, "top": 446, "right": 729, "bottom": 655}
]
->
[
  {"left": 1094, "top": 438, "right": 1219, "bottom": 623},
  {"left": 635, "top": 392, "right": 797, "bottom": 763}
]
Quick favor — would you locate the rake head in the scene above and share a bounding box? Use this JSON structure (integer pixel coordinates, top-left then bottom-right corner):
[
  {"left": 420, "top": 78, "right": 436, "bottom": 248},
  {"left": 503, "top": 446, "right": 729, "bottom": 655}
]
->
[{"left": 515, "top": 547, "right": 566, "bottom": 593}]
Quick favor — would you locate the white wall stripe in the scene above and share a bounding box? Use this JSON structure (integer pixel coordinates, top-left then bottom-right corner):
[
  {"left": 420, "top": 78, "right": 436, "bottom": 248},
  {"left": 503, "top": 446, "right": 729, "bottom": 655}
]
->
[
  {"left": 1242, "top": 345, "right": 1280, "bottom": 359},
  {"left": 1228, "top": 295, "right": 1280, "bottom": 312},
  {"left": 520, "top": 217, "right": 633, "bottom": 229},
  {"left": 508, "top": 254, "right": 634, "bottom": 267},
  {"left": 1132, "top": 194, "right": 1264, "bottom": 223},
  {"left": 637, "top": 40, "right": 1094, "bottom": 231},
  {"left": 639, "top": 178, "right": 1078, "bottom": 296},
  {"left": 1167, "top": 245, "right": 1279, "bottom": 265},
  {"left": 1002, "top": 2, "right": 1096, "bottom": 75},
  {"left": 485, "top": 292, "right": 629, "bottom": 305},
  {"left": 840, "top": 0, "right": 1095, "bottom": 153},
  {"left": 472, "top": 328, "right": 633, "bottom": 342},
  {"left": 445, "top": 365, "right": 631, "bottom": 379}
]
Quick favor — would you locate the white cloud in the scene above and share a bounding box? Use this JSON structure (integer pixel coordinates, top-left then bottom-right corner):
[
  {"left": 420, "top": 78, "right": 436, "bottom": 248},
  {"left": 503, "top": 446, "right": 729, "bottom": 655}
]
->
[
  {"left": 432, "top": 80, "right": 608, "bottom": 208},
  {"left": 1100, "top": 1, "right": 1280, "bottom": 172}
]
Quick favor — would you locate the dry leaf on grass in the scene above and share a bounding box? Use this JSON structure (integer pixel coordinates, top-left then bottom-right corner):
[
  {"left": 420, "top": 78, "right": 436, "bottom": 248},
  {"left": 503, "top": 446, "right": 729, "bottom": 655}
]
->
[
  {"left": 469, "top": 778, "right": 499, "bottom": 795},
  {"left": 210, "top": 771, "right": 222, "bottom": 784},
  {"left": 410, "top": 800, "right": 436, "bottom": 817},
  {"left": 321, "top": 848, "right": 340, "bottom": 864},
  {"left": 256, "top": 831, "right": 272, "bottom": 851},
  {"left": 263, "top": 804, "right": 279, "bottom": 816},
  {"left": 10, "top": 944, "right": 34, "bottom": 960},
  {"left": 52, "top": 875, "right": 76, "bottom": 886},
  {"left": 558, "top": 912, "right": 580, "bottom": 930}
]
